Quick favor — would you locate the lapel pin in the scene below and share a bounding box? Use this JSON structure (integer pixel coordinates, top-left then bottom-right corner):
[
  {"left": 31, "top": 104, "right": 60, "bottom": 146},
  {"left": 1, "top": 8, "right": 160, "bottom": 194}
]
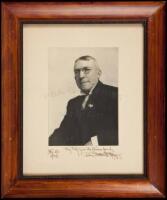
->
[{"left": 88, "top": 104, "right": 94, "bottom": 108}]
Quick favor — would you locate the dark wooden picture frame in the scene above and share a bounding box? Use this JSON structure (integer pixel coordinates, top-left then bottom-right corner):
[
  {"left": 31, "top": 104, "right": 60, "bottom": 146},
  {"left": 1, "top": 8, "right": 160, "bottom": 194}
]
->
[{"left": 1, "top": 1, "right": 166, "bottom": 198}]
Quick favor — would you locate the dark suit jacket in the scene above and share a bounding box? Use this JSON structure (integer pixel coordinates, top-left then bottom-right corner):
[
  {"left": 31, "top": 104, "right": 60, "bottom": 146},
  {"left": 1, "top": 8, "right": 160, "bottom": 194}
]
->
[{"left": 49, "top": 81, "right": 118, "bottom": 145}]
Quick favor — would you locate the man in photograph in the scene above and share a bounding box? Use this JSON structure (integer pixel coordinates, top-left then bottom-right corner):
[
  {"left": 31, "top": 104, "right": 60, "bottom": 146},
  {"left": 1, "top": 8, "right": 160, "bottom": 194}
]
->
[{"left": 49, "top": 55, "right": 118, "bottom": 146}]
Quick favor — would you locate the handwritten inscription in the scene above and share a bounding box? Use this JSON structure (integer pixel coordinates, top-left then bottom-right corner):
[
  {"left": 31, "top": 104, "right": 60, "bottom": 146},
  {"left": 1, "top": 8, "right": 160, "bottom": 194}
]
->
[
  {"left": 48, "top": 147, "right": 121, "bottom": 159},
  {"left": 48, "top": 149, "right": 59, "bottom": 159}
]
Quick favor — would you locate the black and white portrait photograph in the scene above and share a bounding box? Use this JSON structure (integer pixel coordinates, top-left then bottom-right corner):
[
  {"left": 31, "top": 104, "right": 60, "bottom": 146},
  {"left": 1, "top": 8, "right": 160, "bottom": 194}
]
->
[{"left": 48, "top": 48, "right": 118, "bottom": 146}]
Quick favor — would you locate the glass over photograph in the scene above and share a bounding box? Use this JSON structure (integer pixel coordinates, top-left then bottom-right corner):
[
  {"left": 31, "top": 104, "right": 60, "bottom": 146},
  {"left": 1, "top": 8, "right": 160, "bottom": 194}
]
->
[{"left": 23, "top": 24, "right": 143, "bottom": 175}]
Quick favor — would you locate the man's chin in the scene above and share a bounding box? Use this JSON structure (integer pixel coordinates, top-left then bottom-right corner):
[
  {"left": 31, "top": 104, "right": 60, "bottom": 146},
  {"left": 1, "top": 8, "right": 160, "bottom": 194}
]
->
[{"left": 80, "top": 87, "right": 91, "bottom": 94}]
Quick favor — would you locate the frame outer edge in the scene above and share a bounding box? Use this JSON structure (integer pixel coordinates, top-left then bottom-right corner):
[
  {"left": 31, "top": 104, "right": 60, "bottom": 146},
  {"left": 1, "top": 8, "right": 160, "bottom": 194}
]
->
[
  {"left": 147, "top": 1, "right": 166, "bottom": 197},
  {"left": 1, "top": 2, "right": 19, "bottom": 198},
  {"left": 1, "top": 1, "right": 166, "bottom": 198}
]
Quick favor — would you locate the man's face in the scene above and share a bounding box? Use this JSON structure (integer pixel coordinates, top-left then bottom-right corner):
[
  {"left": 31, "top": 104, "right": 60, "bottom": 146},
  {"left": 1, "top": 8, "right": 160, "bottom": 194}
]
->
[{"left": 74, "top": 59, "right": 101, "bottom": 93}]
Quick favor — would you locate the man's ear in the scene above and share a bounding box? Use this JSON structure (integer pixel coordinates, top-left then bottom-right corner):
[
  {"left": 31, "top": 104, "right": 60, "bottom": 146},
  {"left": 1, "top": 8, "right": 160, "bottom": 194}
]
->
[{"left": 98, "top": 69, "right": 102, "bottom": 77}]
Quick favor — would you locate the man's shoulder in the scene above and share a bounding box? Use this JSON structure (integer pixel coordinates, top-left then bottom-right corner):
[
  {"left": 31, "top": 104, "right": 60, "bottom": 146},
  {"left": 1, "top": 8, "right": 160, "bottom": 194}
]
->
[
  {"left": 101, "top": 83, "right": 118, "bottom": 91},
  {"left": 67, "top": 95, "right": 84, "bottom": 106},
  {"left": 98, "top": 82, "right": 118, "bottom": 98}
]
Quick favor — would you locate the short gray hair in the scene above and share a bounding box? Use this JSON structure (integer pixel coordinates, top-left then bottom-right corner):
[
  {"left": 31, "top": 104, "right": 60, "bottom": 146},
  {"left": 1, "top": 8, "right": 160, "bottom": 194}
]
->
[{"left": 74, "top": 55, "right": 100, "bottom": 70}]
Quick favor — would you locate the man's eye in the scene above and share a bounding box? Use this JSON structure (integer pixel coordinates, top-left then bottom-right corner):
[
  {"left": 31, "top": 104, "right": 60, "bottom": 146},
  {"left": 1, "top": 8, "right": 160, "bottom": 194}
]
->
[
  {"left": 84, "top": 68, "right": 91, "bottom": 72},
  {"left": 74, "top": 68, "right": 91, "bottom": 75},
  {"left": 74, "top": 70, "right": 79, "bottom": 74}
]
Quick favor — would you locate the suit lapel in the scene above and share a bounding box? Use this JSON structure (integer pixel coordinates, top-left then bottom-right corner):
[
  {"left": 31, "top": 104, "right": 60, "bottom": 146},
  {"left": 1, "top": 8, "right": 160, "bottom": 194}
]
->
[
  {"left": 84, "top": 81, "right": 103, "bottom": 110},
  {"left": 74, "top": 81, "right": 104, "bottom": 144}
]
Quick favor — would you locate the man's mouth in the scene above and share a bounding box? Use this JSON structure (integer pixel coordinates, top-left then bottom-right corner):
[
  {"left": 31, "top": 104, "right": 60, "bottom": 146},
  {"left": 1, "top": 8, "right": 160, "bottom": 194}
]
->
[{"left": 81, "top": 81, "right": 89, "bottom": 84}]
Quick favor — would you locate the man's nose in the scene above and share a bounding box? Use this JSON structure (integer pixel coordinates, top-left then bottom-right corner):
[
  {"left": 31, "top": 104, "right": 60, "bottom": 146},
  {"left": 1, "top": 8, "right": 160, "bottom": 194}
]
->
[{"left": 79, "top": 70, "right": 85, "bottom": 78}]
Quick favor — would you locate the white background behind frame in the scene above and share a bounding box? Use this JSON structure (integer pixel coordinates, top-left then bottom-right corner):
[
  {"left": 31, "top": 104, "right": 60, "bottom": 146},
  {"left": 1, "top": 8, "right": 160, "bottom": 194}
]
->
[{"left": 23, "top": 24, "right": 144, "bottom": 175}]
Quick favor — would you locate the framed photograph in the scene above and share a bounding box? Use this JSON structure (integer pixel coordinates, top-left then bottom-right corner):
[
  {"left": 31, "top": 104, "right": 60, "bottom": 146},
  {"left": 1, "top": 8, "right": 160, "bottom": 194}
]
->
[{"left": 1, "top": 1, "right": 166, "bottom": 198}]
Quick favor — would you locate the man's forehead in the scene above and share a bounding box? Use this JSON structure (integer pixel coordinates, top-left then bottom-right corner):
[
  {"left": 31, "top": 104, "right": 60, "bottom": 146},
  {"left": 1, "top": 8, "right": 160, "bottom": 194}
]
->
[{"left": 74, "top": 60, "right": 95, "bottom": 69}]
